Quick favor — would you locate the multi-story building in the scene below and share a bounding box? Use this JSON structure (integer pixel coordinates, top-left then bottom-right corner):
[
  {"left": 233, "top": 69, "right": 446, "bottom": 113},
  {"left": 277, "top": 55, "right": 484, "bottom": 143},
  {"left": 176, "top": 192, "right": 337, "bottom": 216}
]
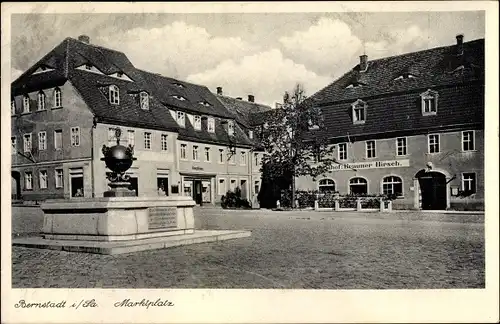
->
[
  {"left": 10, "top": 35, "right": 263, "bottom": 205},
  {"left": 296, "top": 34, "right": 484, "bottom": 210}
]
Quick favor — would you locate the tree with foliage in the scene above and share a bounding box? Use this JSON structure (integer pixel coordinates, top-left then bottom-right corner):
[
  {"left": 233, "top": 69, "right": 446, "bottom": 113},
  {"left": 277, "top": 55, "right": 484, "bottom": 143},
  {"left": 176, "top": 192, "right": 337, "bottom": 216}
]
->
[{"left": 259, "top": 83, "right": 335, "bottom": 208}]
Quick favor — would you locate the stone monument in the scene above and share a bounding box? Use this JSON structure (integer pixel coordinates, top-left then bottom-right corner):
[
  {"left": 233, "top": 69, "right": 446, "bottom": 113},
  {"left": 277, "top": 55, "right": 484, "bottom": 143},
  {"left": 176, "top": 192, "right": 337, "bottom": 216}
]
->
[{"left": 13, "top": 127, "right": 251, "bottom": 254}]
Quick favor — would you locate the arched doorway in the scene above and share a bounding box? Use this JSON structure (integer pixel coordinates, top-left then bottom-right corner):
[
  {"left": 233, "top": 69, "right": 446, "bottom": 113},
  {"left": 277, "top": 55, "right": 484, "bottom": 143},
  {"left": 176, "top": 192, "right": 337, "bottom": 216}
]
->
[
  {"left": 11, "top": 171, "right": 21, "bottom": 200},
  {"left": 415, "top": 170, "right": 447, "bottom": 210}
]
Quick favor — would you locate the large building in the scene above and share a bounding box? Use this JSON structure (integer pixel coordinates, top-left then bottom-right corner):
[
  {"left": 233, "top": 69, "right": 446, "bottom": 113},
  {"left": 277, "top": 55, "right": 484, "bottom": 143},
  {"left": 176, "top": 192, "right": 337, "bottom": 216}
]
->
[
  {"left": 11, "top": 35, "right": 270, "bottom": 205},
  {"left": 295, "top": 35, "right": 484, "bottom": 210}
]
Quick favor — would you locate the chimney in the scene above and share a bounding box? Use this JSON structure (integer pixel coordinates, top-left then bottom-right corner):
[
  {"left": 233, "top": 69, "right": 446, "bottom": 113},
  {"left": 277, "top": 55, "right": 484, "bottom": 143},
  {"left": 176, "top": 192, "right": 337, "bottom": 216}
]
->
[
  {"left": 359, "top": 54, "right": 368, "bottom": 71},
  {"left": 248, "top": 94, "right": 255, "bottom": 102},
  {"left": 456, "top": 34, "right": 464, "bottom": 55},
  {"left": 236, "top": 97, "right": 242, "bottom": 100},
  {"left": 78, "top": 35, "right": 90, "bottom": 44},
  {"left": 216, "top": 86, "right": 223, "bottom": 95}
]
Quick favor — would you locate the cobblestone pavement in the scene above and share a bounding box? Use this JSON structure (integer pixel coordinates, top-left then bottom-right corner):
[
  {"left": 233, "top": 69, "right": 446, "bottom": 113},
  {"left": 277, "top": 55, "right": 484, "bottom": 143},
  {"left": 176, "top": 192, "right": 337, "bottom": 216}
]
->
[{"left": 11, "top": 207, "right": 484, "bottom": 288}]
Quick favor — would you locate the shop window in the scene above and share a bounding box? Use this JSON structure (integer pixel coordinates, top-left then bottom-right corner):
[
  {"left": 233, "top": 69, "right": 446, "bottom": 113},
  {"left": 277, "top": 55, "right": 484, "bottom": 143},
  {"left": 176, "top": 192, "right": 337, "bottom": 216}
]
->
[
  {"left": 318, "top": 179, "right": 336, "bottom": 192},
  {"left": 382, "top": 176, "right": 403, "bottom": 197},
  {"left": 349, "top": 177, "right": 367, "bottom": 195},
  {"left": 157, "top": 177, "right": 169, "bottom": 196}
]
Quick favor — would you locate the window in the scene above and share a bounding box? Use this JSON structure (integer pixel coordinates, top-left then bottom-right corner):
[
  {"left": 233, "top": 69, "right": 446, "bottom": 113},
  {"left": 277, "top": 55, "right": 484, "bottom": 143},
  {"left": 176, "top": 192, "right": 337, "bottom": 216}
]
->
[
  {"left": 55, "top": 169, "right": 63, "bottom": 188},
  {"left": 218, "top": 148, "right": 224, "bottom": 163},
  {"left": 254, "top": 181, "right": 260, "bottom": 195},
  {"left": 128, "top": 130, "right": 135, "bottom": 147},
  {"left": 161, "top": 134, "right": 168, "bottom": 151},
  {"left": 85, "top": 64, "right": 92, "bottom": 70},
  {"left": 37, "top": 91, "right": 46, "bottom": 111},
  {"left": 396, "top": 137, "right": 407, "bottom": 156},
  {"left": 71, "top": 127, "right": 80, "bottom": 147},
  {"left": 70, "top": 168, "right": 84, "bottom": 198},
  {"left": 351, "top": 99, "right": 366, "bottom": 124},
  {"left": 230, "top": 179, "right": 237, "bottom": 191},
  {"left": 382, "top": 176, "right": 403, "bottom": 197},
  {"left": 23, "top": 133, "right": 32, "bottom": 153},
  {"left": 204, "top": 147, "right": 211, "bottom": 162},
  {"left": 218, "top": 178, "right": 226, "bottom": 195},
  {"left": 11, "top": 100, "right": 15, "bottom": 115},
  {"left": 366, "top": 140, "right": 376, "bottom": 158},
  {"left": 254, "top": 153, "right": 259, "bottom": 166},
  {"left": 11, "top": 137, "right": 16, "bottom": 154},
  {"left": 240, "top": 151, "right": 246, "bottom": 165},
  {"left": 318, "top": 179, "right": 336, "bottom": 192},
  {"left": 144, "top": 132, "right": 152, "bottom": 150},
  {"left": 140, "top": 91, "right": 149, "bottom": 110},
  {"left": 428, "top": 134, "right": 440, "bottom": 153},
  {"left": 420, "top": 89, "right": 438, "bottom": 115},
  {"left": 53, "top": 88, "right": 62, "bottom": 108},
  {"left": 229, "top": 151, "right": 236, "bottom": 164},
  {"left": 192, "top": 145, "right": 199, "bottom": 161},
  {"left": 349, "top": 177, "right": 368, "bottom": 195},
  {"left": 462, "top": 173, "right": 476, "bottom": 193},
  {"left": 38, "top": 131, "right": 47, "bottom": 150},
  {"left": 228, "top": 120, "right": 235, "bottom": 136},
  {"left": 248, "top": 130, "right": 254, "bottom": 139},
  {"left": 207, "top": 117, "right": 215, "bottom": 133},
  {"left": 25, "top": 171, "right": 33, "bottom": 190},
  {"left": 107, "top": 128, "right": 117, "bottom": 145},
  {"left": 462, "top": 131, "right": 475, "bottom": 151},
  {"left": 109, "top": 85, "right": 120, "bottom": 105},
  {"left": 338, "top": 143, "right": 348, "bottom": 160},
  {"left": 199, "top": 101, "right": 211, "bottom": 107},
  {"left": 177, "top": 111, "right": 185, "bottom": 127},
  {"left": 39, "top": 170, "right": 48, "bottom": 189},
  {"left": 180, "top": 144, "right": 187, "bottom": 159},
  {"left": 23, "top": 95, "right": 30, "bottom": 113},
  {"left": 173, "top": 95, "right": 186, "bottom": 101},
  {"left": 194, "top": 115, "right": 202, "bottom": 130},
  {"left": 54, "top": 130, "right": 62, "bottom": 149}
]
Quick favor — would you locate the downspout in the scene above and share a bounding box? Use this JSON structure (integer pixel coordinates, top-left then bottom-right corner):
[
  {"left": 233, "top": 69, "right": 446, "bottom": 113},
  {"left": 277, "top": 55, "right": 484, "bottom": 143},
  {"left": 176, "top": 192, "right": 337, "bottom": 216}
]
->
[{"left": 91, "top": 116, "right": 98, "bottom": 197}]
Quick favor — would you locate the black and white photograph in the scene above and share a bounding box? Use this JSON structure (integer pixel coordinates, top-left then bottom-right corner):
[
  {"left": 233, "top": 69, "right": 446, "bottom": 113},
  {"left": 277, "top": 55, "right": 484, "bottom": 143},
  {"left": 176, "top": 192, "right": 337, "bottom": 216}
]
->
[{"left": 2, "top": 2, "right": 498, "bottom": 323}]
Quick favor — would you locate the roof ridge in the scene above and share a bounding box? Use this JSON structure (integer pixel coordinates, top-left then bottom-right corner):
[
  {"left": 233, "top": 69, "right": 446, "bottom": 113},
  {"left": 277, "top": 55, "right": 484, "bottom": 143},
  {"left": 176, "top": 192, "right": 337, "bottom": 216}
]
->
[
  {"left": 136, "top": 68, "right": 208, "bottom": 89},
  {"left": 217, "top": 94, "right": 272, "bottom": 108}
]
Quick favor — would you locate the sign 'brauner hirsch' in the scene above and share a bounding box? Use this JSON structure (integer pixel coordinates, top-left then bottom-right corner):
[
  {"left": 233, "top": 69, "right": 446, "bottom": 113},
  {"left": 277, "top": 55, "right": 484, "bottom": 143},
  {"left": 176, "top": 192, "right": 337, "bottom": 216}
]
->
[{"left": 329, "top": 159, "right": 410, "bottom": 171}]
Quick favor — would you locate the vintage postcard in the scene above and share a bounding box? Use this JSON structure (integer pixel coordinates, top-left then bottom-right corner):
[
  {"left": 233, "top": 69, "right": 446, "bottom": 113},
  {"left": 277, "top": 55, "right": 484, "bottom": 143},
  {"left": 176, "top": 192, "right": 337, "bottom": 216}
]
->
[{"left": 1, "top": 1, "right": 499, "bottom": 323}]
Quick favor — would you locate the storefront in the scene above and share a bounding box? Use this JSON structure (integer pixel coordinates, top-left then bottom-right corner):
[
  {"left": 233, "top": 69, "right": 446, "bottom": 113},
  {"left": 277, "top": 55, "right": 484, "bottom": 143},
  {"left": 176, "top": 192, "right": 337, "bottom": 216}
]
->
[{"left": 181, "top": 173, "right": 216, "bottom": 205}]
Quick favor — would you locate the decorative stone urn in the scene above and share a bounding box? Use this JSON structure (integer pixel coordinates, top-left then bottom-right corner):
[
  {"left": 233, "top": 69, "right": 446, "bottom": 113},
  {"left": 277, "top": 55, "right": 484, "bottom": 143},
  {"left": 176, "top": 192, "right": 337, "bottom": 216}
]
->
[{"left": 101, "top": 127, "right": 137, "bottom": 197}]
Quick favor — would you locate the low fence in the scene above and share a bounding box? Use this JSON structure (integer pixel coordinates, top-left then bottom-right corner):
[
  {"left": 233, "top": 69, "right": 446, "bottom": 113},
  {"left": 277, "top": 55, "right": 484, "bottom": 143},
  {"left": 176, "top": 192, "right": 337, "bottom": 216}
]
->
[{"left": 295, "top": 191, "right": 394, "bottom": 212}]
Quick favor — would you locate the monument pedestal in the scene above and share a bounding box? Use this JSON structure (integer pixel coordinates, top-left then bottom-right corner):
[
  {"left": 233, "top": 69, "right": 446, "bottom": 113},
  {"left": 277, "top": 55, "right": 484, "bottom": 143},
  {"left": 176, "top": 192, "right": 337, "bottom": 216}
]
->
[{"left": 13, "top": 195, "right": 251, "bottom": 254}]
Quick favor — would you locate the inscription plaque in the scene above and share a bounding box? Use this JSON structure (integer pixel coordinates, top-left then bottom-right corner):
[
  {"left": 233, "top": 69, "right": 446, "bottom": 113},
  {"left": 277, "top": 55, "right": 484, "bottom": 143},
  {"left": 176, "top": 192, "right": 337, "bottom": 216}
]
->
[{"left": 148, "top": 207, "right": 178, "bottom": 230}]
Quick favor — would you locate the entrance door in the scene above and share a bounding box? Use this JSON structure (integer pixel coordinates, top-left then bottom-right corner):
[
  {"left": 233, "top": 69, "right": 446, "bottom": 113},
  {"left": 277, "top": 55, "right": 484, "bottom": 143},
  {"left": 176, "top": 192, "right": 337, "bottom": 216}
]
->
[
  {"left": 202, "top": 181, "right": 211, "bottom": 203},
  {"left": 11, "top": 171, "right": 21, "bottom": 200},
  {"left": 193, "top": 180, "right": 203, "bottom": 205},
  {"left": 240, "top": 179, "right": 248, "bottom": 200},
  {"left": 70, "top": 168, "right": 84, "bottom": 198},
  {"left": 417, "top": 171, "right": 447, "bottom": 210}
]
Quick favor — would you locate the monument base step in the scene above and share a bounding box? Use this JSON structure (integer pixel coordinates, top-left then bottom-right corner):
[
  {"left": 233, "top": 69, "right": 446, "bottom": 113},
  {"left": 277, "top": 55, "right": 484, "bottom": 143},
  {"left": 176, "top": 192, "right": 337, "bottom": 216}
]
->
[{"left": 13, "top": 230, "right": 251, "bottom": 255}]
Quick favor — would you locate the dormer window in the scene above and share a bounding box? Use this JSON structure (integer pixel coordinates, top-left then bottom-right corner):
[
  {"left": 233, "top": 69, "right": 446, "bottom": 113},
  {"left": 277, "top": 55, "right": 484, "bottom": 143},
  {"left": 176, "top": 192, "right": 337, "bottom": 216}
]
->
[
  {"left": 194, "top": 115, "right": 202, "bottom": 130},
  {"left": 37, "top": 91, "right": 46, "bottom": 111},
  {"left": 394, "top": 73, "right": 417, "bottom": 80},
  {"left": 248, "top": 130, "right": 254, "bottom": 139},
  {"left": 207, "top": 117, "right": 215, "bottom": 133},
  {"left": 53, "top": 88, "right": 62, "bottom": 108},
  {"left": 420, "top": 89, "right": 438, "bottom": 116},
  {"left": 23, "top": 95, "right": 30, "bottom": 113},
  {"left": 173, "top": 83, "right": 184, "bottom": 88},
  {"left": 117, "top": 72, "right": 123, "bottom": 78},
  {"left": 109, "top": 85, "right": 120, "bottom": 105},
  {"left": 346, "top": 82, "right": 364, "bottom": 89},
  {"left": 172, "top": 95, "right": 186, "bottom": 101},
  {"left": 140, "top": 91, "right": 149, "bottom": 110},
  {"left": 351, "top": 99, "right": 367, "bottom": 124},
  {"left": 177, "top": 111, "right": 185, "bottom": 127},
  {"left": 85, "top": 64, "right": 92, "bottom": 70},
  {"left": 228, "top": 120, "right": 235, "bottom": 136},
  {"left": 199, "top": 101, "right": 211, "bottom": 107}
]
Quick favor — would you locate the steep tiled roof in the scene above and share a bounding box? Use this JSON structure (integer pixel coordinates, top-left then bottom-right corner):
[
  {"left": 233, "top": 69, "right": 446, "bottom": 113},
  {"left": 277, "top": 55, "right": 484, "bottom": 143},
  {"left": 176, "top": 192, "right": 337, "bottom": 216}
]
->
[
  {"left": 216, "top": 95, "right": 271, "bottom": 128},
  {"left": 305, "top": 38, "right": 484, "bottom": 141},
  {"left": 12, "top": 36, "right": 256, "bottom": 147}
]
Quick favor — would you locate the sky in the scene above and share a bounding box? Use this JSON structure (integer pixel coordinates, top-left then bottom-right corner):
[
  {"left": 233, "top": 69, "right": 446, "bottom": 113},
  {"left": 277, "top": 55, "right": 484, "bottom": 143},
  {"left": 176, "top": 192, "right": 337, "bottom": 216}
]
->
[{"left": 11, "top": 11, "right": 484, "bottom": 107}]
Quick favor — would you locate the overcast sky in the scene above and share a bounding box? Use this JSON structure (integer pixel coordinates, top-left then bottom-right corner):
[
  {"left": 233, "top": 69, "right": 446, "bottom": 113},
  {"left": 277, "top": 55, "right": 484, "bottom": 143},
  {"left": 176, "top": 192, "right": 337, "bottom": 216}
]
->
[{"left": 11, "top": 11, "right": 484, "bottom": 106}]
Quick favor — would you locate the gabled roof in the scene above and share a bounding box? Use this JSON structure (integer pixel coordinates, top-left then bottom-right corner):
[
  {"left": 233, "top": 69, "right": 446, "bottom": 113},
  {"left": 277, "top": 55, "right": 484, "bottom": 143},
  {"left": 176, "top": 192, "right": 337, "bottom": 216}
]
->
[
  {"left": 311, "top": 38, "right": 484, "bottom": 105},
  {"left": 216, "top": 95, "right": 272, "bottom": 128}
]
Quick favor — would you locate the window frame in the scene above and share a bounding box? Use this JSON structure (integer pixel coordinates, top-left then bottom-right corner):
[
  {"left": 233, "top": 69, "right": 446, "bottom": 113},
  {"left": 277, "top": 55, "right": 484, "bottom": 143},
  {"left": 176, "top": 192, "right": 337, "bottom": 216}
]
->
[
  {"left": 24, "top": 171, "right": 33, "bottom": 190},
  {"left": 365, "top": 140, "right": 376, "bottom": 159},
  {"left": 143, "top": 132, "right": 152, "bottom": 150},
  {"left": 204, "top": 147, "right": 211, "bottom": 162},
  {"left": 193, "top": 115, "right": 202, "bottom": 130},
  {"left": 109, "top": 85, "right": 120, "bottom": 105},
  {"left": 420, "top": 89, "right": 438, "bottom": 116},
  {"left": 177, "top": 111, "right": 186, "bottom": 128},
  {"left": 70, "top": 127, "right": 80, "bottom": 147},
  {"left": 381, "top": 175, "right": 404, "bottom": 197},
  {"left": 161, "top": 134, "right": 168, "bottom": 151},
  {"left": 337, "top": 142, "right": 348, "bottom": 161},
  {"left": 55, "top": 169, "right": 64, "bottom": 188},
  {"left": 53, "top": 88, "right": 62, "bottom": 108},
  {"left": 11, "top": 137, "right": 17, "bottom": 155},
  {"left": 461, "top": 130, "right": 475, "bottom": 152},
  {"left": 38, "top": 131, "right": 47, "bottom": 151},
  {"left": 349, "top": 177, "right": 368, "bottom": 195},
  {"left": 23, "top": 95, "right": 30, "bottom": 113},
  {"left": 37, "top": 91, "right": 46, "bottom": 111},
  {"left": 351, "top": 99, "right": 367, "bottom": 124},
  {"left": 127, "top": 130, "right": 135, "bottom": 147},
  {"left": 23, "top": 133, "right": 32, "bottom": 153},
  {"left": 240, "top": 151, "right": 247, "bottom": 166},
  {"left": 192, "top": 145, "right": 199, "bottom": 161},
  {"left": 228, "top": 120, "right": 235, "bottom": 136},
  {"left": 427, "top": 134, "right": 440, "bottom": 154},
  {"left": 54, "top": 130, "right": 63, "bottom": 150},
  {"left": 139, "top": 91, "right": 149, "bottom": 110},
  {"left": 254, "top": 152, "right": 259, "bottom": 167},
  {"left": 39, "top": 170, "right": 48, "bottom": 189},
  {"left": 318, "top": 178, "right": 336, "bottom": 192},
  {"left": 11, "top": 99, "right": 16, "bottom": 115},
  {"left": 207, "top": 117, "right": 215, "bottom": 133},
  {"left": 461, "top": 172, "right": 477, "bottom": 193},
  {"left": 180, "top": 143, "right": 187, "bottom": 160},
  {"left": 218, "top": 178, "right": 226, "bottom": 195},
  {"left": 396, "top": 137, "right": 408, "bottom": 156},
  {"left": 218, "top": 148, "right": 225, "bottom": 164}
]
